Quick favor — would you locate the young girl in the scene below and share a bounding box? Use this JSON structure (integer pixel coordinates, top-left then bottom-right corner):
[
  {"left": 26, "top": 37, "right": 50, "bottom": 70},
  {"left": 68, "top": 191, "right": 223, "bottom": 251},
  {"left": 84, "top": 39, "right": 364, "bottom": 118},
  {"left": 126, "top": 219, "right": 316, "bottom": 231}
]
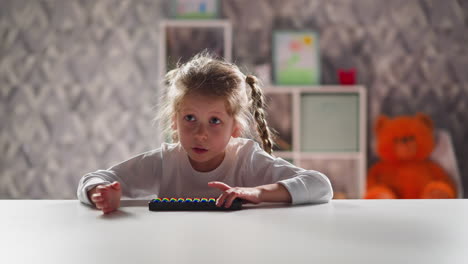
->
[{"left": 77, "top": 53, "right": 333, "bottom": 214}]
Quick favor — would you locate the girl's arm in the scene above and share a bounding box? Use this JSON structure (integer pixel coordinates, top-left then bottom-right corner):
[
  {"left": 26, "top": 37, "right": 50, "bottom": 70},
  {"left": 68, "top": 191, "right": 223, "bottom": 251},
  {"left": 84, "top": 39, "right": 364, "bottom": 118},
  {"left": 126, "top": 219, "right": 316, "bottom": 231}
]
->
[
  {"left": 77, "top": 148, "right": 161, "bottom": 206},
  {"left": 256, "top": 183, "right": 292, "bottom": 203},
  {"left": 208, "top": 181, "right": 292, "bottom": 208},
  {"left": 242, "top": 142, "right": 333, "bottom": 205}
]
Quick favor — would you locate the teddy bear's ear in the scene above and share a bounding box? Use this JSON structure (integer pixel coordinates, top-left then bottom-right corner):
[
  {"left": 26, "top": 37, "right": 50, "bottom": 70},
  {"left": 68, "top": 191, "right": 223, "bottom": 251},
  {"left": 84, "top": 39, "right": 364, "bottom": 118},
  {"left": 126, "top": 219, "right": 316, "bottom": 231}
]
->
[
  {"left": 375, "top": 115, "right": 389, "bottom": 133},
  {"left": 415, "top": 112, "right": 433, "bottom": 129},
  {"left": 374, "top": 115, "right": 389, "bottom": 134}
]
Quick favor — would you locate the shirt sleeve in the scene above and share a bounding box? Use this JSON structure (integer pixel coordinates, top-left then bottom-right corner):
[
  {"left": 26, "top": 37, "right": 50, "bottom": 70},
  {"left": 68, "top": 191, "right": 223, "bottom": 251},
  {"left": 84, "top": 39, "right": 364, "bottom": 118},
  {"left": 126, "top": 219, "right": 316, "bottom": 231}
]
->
[
  {"left": 77, "top": 148, "right": 162, "bottom": 206},
  {"left": 244, "top": 143, "right": 333, "bottom": 205}
]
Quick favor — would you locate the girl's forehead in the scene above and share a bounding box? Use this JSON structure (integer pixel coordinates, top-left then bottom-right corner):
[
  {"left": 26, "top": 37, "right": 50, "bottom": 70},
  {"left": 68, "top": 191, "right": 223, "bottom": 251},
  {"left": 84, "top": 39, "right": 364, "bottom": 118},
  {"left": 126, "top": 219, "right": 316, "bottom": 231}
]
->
[{"left": 180, "top": 94, "right": 229, "bottom": 113}]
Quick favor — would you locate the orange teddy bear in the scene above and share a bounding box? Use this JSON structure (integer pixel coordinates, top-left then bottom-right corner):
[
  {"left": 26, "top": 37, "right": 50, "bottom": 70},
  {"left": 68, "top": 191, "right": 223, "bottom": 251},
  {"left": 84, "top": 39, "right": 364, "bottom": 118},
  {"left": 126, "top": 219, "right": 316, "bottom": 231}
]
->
[{"left": 365, "top": 113, "right": 457, "bottom": 199}]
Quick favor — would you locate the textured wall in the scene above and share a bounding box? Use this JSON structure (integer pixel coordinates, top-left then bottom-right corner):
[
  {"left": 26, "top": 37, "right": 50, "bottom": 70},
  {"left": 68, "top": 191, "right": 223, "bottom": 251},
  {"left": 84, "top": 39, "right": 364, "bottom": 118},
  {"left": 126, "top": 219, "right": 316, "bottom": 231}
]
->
[
  {"left": 1, "top": 0, "right": 166, "bottom": 198},
  {"left": 1, "top": 0, "right": 467, "bottom": 198}
]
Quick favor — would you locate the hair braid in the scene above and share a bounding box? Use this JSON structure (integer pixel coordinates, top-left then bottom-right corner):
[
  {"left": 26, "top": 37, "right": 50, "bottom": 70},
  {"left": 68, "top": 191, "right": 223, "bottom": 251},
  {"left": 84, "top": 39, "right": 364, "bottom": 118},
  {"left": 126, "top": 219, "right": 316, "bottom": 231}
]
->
[{"left": 246, "top": 75, "right": 275, "bottom": 155}]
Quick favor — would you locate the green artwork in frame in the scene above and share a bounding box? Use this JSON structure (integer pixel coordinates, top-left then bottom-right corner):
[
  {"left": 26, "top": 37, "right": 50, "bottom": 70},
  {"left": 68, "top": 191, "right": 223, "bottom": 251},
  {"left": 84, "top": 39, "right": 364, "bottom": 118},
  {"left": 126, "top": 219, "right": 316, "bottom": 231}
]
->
[
  {"left": 172, "top": 0, "right": 220, "bottom": 19},
  {"left": 273, "top": 31, "right": 321, "bottom": 85},
  {"left": 300, "top": 93, "right": 359, "bottom": 152}
]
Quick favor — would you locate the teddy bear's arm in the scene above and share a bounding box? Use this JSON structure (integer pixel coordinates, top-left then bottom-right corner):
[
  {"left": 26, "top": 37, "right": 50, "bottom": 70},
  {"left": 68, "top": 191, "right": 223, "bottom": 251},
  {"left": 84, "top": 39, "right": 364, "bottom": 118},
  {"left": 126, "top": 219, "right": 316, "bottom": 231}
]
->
[
  {"left": 426, "top": 162, "right": 453, "bottom": 182},
  {"left": 365, "top": 162, "right": 398, "bottom": 199},
  {"left": 420, "top": 161, "right": 457, "bottom": 199}
]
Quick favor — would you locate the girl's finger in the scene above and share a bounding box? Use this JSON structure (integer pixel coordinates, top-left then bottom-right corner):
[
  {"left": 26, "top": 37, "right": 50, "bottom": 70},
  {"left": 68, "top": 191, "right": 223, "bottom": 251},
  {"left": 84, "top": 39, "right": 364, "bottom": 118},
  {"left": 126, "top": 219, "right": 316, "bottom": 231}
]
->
[
  {"left": 100, "top": 190, "right": 109, "bottom": 200},
  {"left": 96, "top": 185, "right": 108, "bottom": 192},
  {"left": 95, "top": 201, "right": 107, "bottom": 209},
  {"left": 224, "top": 192, "right": 239, "bottom": 208},
  {"left": 208, "top": 181, "right": 231, "bottom": 192},
  {"left": 110, "top": 181, "right": 121, "bottom": 191},
  {"left": 102, "top": 207, "right": 115, "bottom": 214},
  {"left": 216, "top": 192, "right": 228, "bottom": 207},
  {"left": 96, "top": 189, "right": 108, "bottom": 197},
  {"left": 91, "top": 194, "right": 103, "bottom": 203}
]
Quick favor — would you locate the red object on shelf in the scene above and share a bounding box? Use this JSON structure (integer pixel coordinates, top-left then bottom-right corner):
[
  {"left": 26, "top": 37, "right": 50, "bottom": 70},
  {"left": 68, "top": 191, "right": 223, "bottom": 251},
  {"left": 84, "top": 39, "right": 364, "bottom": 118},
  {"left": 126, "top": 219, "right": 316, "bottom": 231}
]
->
[{"left": 338, "top": 69, "right": 356, "bottom": 85}]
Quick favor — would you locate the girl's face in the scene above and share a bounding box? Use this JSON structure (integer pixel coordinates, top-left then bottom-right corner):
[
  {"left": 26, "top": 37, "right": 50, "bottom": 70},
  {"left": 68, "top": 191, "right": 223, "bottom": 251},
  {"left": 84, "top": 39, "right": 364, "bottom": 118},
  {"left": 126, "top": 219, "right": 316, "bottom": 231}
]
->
[{"left": 174, "top": 94, "right": 240, "bottom": 172}]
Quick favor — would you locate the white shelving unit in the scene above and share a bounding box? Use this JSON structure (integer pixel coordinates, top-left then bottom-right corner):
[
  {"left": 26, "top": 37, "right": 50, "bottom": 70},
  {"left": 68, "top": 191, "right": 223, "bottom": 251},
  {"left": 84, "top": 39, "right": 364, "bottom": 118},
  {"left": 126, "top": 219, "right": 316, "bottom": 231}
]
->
[{"left": 264, "top": 85, "right": 367, "bottom": 199}]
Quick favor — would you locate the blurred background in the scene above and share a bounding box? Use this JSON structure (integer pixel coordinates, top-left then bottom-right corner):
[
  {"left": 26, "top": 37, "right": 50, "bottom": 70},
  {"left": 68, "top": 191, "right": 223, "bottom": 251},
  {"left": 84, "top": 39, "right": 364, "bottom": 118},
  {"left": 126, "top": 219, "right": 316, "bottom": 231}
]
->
[{"left": 1, "top": 0, "right": 467, "bottom": 198}]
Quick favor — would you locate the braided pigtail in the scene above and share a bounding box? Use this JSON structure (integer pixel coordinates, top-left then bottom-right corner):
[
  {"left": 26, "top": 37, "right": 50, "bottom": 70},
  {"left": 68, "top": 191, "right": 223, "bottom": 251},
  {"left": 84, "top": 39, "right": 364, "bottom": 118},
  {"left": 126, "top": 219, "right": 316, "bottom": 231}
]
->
[{"left": 246, "top": 75, "right": 275, "bottom": 155}]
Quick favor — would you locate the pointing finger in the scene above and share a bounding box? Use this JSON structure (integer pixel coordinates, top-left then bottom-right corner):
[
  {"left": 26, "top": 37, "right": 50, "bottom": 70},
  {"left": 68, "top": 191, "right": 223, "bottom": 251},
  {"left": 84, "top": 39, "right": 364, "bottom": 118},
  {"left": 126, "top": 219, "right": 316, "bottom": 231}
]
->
[{"left": 208, "top": 181, "right": 231, "bottom": 191}]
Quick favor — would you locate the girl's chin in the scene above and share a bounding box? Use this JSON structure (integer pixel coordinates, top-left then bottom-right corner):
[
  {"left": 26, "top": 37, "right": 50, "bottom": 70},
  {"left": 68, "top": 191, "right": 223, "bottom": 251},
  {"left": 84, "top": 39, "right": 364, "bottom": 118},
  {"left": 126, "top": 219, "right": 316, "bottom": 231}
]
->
[{"left": 187, "top": 153, "right": 211, "bottom": 163}]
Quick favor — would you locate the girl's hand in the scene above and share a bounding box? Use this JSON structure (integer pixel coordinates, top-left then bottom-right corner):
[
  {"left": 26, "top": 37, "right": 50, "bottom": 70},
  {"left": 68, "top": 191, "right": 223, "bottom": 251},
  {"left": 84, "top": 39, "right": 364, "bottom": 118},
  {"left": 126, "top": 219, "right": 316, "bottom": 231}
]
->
[
  {"left": 208, "top": 181, "right": 262, "bottom": 208},
  {"left": 88, "top": 181, "right": 122, "bottom": 214}
]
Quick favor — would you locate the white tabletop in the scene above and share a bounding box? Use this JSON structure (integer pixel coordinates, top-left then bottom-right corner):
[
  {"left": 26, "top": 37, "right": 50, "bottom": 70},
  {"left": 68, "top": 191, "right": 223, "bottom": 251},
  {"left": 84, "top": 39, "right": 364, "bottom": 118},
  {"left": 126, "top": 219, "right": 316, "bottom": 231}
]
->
[{"left": 1, "top": 199, "right": 467, "bottom": 264}]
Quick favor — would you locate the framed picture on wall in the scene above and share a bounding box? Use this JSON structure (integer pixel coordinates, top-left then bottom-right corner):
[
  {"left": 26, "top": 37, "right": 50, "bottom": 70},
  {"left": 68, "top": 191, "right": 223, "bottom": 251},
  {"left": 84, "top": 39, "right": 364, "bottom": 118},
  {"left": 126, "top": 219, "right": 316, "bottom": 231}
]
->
[
  {"left": 272, "top": 31, "right": 321, "bottom": 85},
  {"left": 158, "top": 20, "right": 232, "bottom": 80},
  {"left": 172, "top": 0, "right": 220, "bottom": 19}
]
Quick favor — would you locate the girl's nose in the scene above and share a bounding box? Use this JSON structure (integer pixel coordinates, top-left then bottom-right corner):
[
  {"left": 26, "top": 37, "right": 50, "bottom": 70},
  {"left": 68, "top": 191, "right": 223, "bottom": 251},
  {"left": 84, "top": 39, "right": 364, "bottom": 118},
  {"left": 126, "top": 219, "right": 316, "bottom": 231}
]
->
[{"left": 194, "top": 124, "right": 208, "bottom": 141}]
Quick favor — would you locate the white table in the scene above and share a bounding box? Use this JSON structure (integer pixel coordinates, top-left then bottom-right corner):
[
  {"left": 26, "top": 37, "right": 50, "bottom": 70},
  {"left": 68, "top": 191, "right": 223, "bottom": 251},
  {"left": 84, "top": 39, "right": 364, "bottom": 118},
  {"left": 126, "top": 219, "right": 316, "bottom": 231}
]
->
[{"left": 1, "top": 199, "right": 467, "bottom": 264}]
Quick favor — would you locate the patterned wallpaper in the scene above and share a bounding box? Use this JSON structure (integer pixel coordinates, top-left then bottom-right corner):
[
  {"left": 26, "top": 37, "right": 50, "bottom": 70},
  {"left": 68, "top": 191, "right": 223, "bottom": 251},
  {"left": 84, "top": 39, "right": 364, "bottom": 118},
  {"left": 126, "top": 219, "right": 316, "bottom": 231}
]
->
[{"left": 1, "top": 0, "right": 467, "bottom": 198}]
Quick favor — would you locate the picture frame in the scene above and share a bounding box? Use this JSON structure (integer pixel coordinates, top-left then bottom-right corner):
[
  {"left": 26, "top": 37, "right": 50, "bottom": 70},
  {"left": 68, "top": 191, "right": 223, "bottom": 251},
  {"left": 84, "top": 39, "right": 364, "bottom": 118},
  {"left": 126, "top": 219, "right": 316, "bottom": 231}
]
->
[
  {"left": 272, "top": 31, "right": 321, "bottom": 85},
  {"left": 300, "top": 92, "right": 359, "bottom": 152},
  {"left": 171, "top": 0, "right": 220, "bottom": 19},
  {"left": 158, "top": 20, "right": 232, "bottom": 80}
]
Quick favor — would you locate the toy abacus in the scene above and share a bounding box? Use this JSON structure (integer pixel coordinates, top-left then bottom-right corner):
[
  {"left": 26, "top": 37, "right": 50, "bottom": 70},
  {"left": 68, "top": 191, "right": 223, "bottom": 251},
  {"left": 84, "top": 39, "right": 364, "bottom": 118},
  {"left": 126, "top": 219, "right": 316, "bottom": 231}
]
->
[{"left": 148, "top": 198, "right": 242, "bottom": 211}]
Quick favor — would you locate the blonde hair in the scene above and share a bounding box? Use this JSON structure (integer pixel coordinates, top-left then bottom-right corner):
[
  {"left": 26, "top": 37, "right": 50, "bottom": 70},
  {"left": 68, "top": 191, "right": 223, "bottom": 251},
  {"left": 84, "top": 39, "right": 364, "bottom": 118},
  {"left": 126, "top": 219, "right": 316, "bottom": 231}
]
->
[{"left": 156, "top": 52, "right": 275, "bottom": 154}]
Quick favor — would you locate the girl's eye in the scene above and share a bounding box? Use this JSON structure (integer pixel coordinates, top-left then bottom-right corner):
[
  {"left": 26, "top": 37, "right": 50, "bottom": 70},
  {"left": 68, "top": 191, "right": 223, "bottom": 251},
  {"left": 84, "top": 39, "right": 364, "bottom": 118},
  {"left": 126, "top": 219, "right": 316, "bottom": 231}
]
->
[
  {"left": 210, "top": 117, "right": 221, "bottom": 124},
  {"left": 184, "top": 115, "right": 196, "bottom": 122}
]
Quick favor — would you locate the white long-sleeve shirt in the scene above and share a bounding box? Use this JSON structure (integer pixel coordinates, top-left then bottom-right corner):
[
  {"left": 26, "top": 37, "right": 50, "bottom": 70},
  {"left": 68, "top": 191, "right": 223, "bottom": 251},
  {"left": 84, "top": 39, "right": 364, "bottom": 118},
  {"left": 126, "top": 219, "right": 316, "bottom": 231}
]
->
[{"left": 77, "top": 138, "right": 333, "bottom": 205}]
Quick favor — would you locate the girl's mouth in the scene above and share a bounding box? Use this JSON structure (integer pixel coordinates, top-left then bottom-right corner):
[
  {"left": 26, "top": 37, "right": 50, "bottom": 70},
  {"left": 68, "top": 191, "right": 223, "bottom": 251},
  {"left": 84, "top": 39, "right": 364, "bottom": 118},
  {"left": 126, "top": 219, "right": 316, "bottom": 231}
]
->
[{"left": 192, "top": 147, "right": 208, "bottom": 154}]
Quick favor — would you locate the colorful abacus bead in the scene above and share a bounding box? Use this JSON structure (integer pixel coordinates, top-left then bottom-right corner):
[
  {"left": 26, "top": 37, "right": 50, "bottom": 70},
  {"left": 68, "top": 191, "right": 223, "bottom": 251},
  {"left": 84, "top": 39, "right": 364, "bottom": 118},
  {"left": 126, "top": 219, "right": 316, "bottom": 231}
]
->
[
  {"left": 162, "top": 198, "right": 170, "bottom": 202},
  {"left": 177, "top": 198, "right": 185, "bottom": 202},
  {"left": 200, "top": 198, "right": 208, "bottom": 202},
  {"left": 153, "top": 198, "right": 162, "bottom": 203},
  {"left": 185, "top": 198, "right": 192, "bottom": 202},
  {"left": 208, "top": 198, "right": 216, "bottom": 203},
  {"left": 193, "top": 198, "right": 200, "bottom": 202}
]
